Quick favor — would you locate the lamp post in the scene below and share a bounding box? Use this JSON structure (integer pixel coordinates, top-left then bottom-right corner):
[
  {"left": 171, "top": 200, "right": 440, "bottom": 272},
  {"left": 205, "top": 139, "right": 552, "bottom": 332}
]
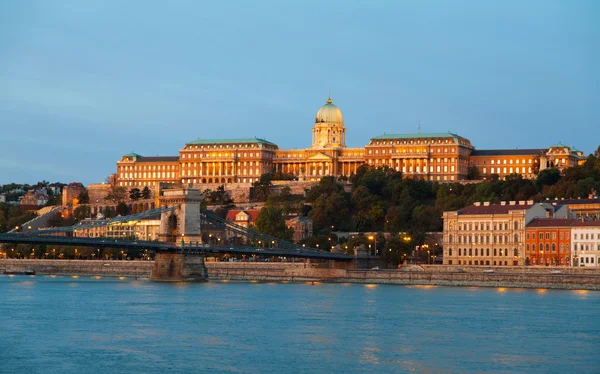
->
[
  {"left": 368, "top": 235, "right": 376, "bottom": 256},
  {"left": 97, "top": 249, "right": 100, "bottom": 260}
]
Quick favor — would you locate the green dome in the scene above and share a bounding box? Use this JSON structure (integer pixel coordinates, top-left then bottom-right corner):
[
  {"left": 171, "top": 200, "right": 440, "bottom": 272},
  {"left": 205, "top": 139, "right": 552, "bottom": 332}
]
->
[{"left": 315, "top": 98, "right": 344, "bottom": 125}]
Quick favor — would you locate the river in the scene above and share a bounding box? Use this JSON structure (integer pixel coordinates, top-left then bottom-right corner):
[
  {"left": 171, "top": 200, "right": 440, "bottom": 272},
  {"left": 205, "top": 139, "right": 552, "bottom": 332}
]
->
[{"left": 1, "top": 275, "right": 599, "bottom": 373}]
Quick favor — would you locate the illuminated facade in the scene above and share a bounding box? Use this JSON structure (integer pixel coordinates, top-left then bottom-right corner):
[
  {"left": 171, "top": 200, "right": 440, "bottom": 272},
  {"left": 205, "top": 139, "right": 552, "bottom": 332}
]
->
[
  {"left": 115, "top": 96, "right": 586, "bottom": 189},
  {"left": 571, "top": 221, "right": 600, "bottom": 267},
  {"left": 442, "top": 201, "right": 564, "bottom": 266},
  {"left": 525, "top": 218, "right": 575, "bottom": 266}
]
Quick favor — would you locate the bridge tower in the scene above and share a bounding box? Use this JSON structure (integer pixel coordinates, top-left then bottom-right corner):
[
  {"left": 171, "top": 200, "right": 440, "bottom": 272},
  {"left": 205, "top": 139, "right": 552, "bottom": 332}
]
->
[
  {"left": 153, "top": 187, "right": 207, "bottom": 282},
  {"left": 158, "top": 188, "right": 203, "bottom": 245}
]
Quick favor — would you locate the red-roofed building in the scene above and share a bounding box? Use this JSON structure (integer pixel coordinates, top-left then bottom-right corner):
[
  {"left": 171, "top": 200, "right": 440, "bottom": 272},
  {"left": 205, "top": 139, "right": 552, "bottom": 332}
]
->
[
  {"left": 225, "top": 209, "right": 260, "bottom": 227},
  {"left": 525, "top": 218, "right": 577, "bottom": 266},
  {"left": 443, "top": 201, "right": 567, "bottom": 266},
  {"left": 225, "top": 209, "right": 260, "bottom": 242}
]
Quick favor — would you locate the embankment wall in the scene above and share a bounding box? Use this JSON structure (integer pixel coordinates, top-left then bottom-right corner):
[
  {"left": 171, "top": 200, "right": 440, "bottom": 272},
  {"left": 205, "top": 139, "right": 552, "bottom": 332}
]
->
[
  {"left": 2, "top": 260, "right": 600, "bottom": 290},
  {"left": 0, "top": 259, "right": 152, "bottom": 277}
]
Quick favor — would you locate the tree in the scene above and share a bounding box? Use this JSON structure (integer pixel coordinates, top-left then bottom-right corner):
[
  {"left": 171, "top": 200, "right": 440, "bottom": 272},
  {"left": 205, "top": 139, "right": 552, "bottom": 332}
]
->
[
  {"left": 116, "top": 202, "right": 130, "bottom": 216},
  {"left": 141, "top": 186, "right": 152, "bottom": 199},
  {"left": 105, "top": 186, "right": 127, "bottom": 204},
  {"left": 129, "top": 188, "right": 141, "bottom": 201},
  {"left": 73, "top": 205, "right": 91, "bottom": 221},
  {"left": 380, "top": 236, "right": 411, "bottom": 268},
  {"left": 254, "top": 205, "right": 293, "bottom": 241},
  {"left": 251, "top": 174, "right": 273, "bottom": 202},
  {"left": 77, "top": 189, "right": 90, "bottom": 204},
  {"left": 537, "top": 168, "right": 561, "bottom": 188}
]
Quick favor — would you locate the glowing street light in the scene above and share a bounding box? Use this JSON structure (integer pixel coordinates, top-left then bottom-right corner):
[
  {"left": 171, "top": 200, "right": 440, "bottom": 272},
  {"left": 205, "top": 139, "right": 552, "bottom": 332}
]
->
[{"left": 368, "top": 235, "right": 377, "bottom": 255}]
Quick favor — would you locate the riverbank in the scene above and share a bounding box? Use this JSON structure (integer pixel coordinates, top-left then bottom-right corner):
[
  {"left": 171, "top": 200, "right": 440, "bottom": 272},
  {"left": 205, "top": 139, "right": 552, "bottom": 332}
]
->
[{"left": 2, "top": 260, "right": 600, "bottom": 290}]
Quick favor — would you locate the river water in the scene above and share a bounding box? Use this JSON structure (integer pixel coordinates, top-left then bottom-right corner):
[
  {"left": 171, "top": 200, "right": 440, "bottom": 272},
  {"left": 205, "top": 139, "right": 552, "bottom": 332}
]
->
[{"left": 1, "top": 276, "right": 599, "bottom": 373}]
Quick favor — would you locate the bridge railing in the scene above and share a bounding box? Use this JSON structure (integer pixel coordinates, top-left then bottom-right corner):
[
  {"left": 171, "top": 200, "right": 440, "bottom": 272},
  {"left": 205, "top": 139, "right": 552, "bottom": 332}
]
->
[{"left": 200, "top": 209, "right": 303, "bottom": 250}]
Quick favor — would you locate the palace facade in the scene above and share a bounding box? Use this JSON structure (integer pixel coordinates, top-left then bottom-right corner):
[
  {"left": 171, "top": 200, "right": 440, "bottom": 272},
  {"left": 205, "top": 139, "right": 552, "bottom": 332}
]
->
[{"left": 115, "top": 97, "right": 586, "bottom": 189}]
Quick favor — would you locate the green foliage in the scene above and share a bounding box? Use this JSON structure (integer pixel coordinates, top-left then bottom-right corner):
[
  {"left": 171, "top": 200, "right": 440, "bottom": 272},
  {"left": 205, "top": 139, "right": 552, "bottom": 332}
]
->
[
  {"left": 380, "top": 236, "right": 412, "bottom": 268},
  {"left": 266, "top": 186, "right": 304, "bottom": 214},
  {"left": 129, "top": 188, "right": 141, "bottom": 200},
  {"left": 466, "top": 165, "right": 481, "bottom": 180},
  {"left": 73, "top": 205, "right": 91, "bottom": 221},
  {"left": 141, "top": 186, "right": 152, "bottom": 199},
  {"left": 105, "top": 186, "right": 127, "bottom": 204},
  {"left": 254, "top": 205, "right": 293, "bottom": 240},
  {"left": 77, "top": 189, "right": 90, "bottom": 204},
  {"left": 116, "top": 202, "right": 130, "bottom": 216},
  {"left": 0, "top": 203, "right": 36, "bottom": 232},
  {"left": 202, "top": 185, "right": 231, "bottom": 205},
  {"left": 251, "top": 174, "right": 273, "bottom": 202},
  {"left": 537, "top": 168, "right": 561, "bottom": 188}
]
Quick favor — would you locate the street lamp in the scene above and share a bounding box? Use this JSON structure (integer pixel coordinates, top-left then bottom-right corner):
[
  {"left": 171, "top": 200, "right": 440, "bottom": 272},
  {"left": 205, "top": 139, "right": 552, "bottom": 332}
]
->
[
  {"left": 97, "top": 249, "right": 100, "bottom": 260},
  {"left": 121, "top": 250, "right": 124, "bottom": 260},
  {"left": 368, "top": 235, "right": 376, "bottom": 255}
]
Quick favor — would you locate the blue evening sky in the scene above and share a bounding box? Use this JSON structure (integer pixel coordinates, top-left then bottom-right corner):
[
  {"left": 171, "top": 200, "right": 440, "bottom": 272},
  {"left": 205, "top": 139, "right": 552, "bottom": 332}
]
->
[{"left": 1, "top": 0, "right": 598, "bottom": 185}]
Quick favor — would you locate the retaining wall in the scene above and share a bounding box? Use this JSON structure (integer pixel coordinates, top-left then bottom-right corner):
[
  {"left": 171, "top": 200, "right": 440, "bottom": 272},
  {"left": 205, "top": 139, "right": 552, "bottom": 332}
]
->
[
  {"left": 0, "top": 259, "right": 152, "bottom": 277},
  {"left": 2, "top": 260, "right": 600, "bottom": 290}
]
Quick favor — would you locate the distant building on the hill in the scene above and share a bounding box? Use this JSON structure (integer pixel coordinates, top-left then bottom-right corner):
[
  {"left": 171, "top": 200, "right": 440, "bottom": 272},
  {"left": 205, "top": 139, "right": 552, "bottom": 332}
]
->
[{"left": 113, "top": 96, "right": 587, "bottom": 190}]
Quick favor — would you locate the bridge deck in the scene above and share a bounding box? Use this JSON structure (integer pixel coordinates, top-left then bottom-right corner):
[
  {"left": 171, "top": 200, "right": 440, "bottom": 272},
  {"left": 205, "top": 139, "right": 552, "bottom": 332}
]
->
[{"left": 0, "top": 234, "right": 353, "bottom": 261}]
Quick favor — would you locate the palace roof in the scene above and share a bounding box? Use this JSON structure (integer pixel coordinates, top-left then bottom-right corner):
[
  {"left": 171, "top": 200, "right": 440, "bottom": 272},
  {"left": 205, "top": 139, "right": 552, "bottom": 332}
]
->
[
  {"left": 186, "top": 137, "right": 276, "bottom": 146},
  {"left": 136, "top": 156, "right": 179, "bottom": 162},
  {"left": 470, "top": 149, "right": 545, "bottom": 156},
  {"left": 371, "top": 132, "right": 462, "bottom": 140}
]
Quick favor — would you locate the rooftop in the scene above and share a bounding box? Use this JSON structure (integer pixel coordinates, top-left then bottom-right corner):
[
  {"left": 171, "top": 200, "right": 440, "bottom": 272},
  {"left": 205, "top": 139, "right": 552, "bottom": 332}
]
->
[
  {"left": 226, "top": 209, "right": 260, "bottom": 222},
  {"left": 186, "top": 137, "right": 276, "bottom": 146},
  {"left": 552, "top": 198, "right": 600, "bottom": 206},
  {"left": 470, "top": 149, "right": 545, "bottom": 156},
  {"left": 136, "top": 156, "right": 179, "bottom": 163},
  {"left": 371, "top": 132, "right": 463, "bottom": 140},
  {"left": 526, "top": 218, "right": 578, "bottom": 228},
  {"left": 572, "top": 220, "right": 600, "bottom": 227},
  {"left": 457, "top": 203, "right": 536, "bottom": 215}
]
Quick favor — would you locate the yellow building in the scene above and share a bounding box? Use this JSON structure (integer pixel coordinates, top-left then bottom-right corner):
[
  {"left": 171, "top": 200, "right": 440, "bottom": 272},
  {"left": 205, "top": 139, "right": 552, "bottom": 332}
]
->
[
  {"left": 114, "top": 96, "right": 586, "bottom": 189},
  {"left": 442, "top": 201, "right": 567, "bottom": 266}
]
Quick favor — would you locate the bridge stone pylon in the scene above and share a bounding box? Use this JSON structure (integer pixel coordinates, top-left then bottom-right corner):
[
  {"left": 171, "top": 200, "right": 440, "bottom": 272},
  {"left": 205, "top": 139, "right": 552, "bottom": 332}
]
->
[{"left": 158, "top": 188, "right": 203, "bottom": 245}]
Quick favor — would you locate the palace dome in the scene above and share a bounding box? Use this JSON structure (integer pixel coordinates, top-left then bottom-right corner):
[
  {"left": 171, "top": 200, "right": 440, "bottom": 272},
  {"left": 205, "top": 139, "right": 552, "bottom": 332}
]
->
[{"left": 315, "top": 98, "right": 344, "bottom": 125}]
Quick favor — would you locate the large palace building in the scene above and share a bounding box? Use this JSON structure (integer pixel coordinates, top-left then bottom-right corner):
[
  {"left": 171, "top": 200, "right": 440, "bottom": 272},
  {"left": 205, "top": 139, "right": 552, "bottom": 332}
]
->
[{"left": 115, "top": 97, "right": 585, "bottom": 189}]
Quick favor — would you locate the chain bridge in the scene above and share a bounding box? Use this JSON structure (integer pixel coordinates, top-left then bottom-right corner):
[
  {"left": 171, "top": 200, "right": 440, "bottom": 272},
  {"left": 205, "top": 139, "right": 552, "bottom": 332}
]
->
[{"left": 0, "top": 188, "right": 353, "bottom": 280}]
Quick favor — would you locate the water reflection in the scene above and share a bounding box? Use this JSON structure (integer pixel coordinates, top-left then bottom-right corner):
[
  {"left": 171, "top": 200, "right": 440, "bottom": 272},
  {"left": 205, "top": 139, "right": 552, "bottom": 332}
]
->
[{"left": 1, "top": 278, "right": 598, "bottom": 373}]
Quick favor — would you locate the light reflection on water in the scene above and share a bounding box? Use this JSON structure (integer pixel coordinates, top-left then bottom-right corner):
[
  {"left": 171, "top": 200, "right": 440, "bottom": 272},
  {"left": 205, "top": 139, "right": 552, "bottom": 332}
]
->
[{"left": 0, "top": 276, "right": 599, "bottom": 373}]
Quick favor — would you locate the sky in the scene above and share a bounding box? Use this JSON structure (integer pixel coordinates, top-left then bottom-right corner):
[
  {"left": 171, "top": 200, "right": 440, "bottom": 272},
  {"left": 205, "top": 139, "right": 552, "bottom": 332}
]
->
[{"left": 1, "top": 0, "right": 599, "bottom": 185}]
